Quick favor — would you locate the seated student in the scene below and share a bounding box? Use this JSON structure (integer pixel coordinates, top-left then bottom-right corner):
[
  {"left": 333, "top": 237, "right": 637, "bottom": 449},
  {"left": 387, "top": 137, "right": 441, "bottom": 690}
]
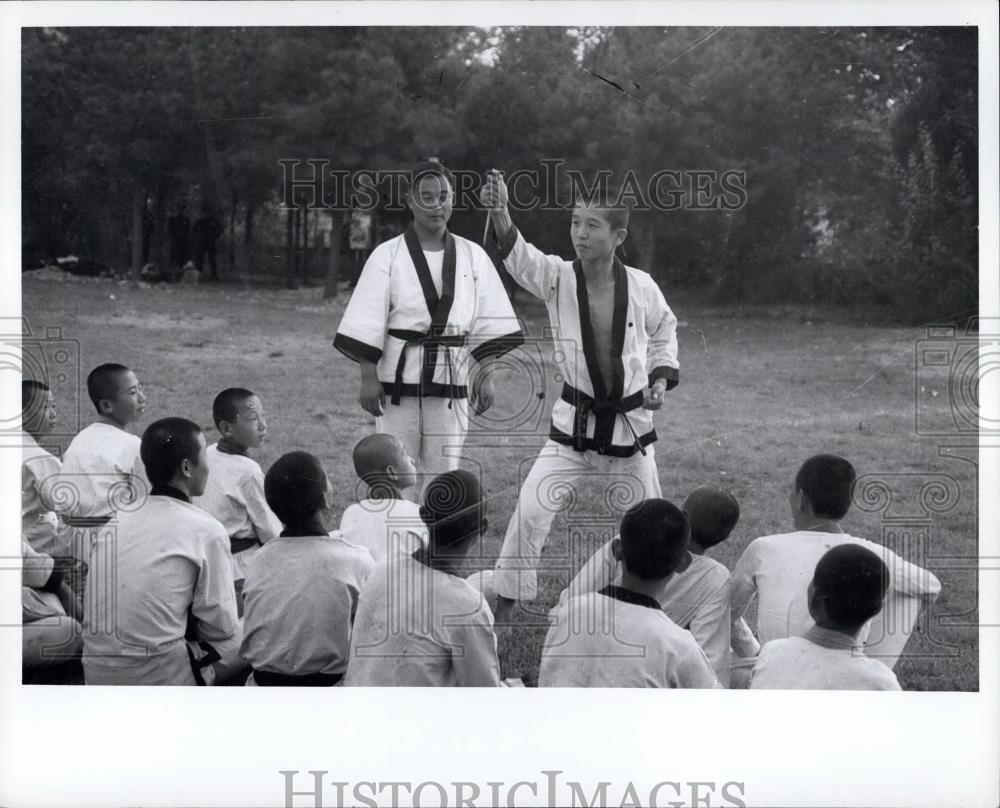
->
[
  {"left": 240, "top": 451, "right": 375, "bottom": 686},
  {"left": 730, "top": 454, "right": 941, "bottom": 687},
  {"left": 751, "top": 544, "right": 901, "bottom": 690},
  {"left": 60, "top": 363, "right": 147, "bottom": 562},
  {"left": 339, "top": 434, "right": 424, "bottom": 561},
  {"left": 345, "top": 470, "right": 501, "bottom": 687},
  {"left": 21, "top": 380, "right": 66, "bottom": 556},
  {"left": 540, "top": 499, "right": 721, "bottom": 689},
  {"left": 553, "top": 484, "right": 756, "bottom": 686},
  {"left": 193, "top": 388, "right": 282, "bottom": 614},
  {"left": 83, "top": 417, "right": 243, "bottom": 686},
  {"left": 22, "top": 537, "right": 83, "bottom": 678}
]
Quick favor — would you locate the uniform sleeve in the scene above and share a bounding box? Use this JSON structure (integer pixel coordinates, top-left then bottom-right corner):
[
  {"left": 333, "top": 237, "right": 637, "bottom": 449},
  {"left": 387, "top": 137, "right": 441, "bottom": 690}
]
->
[
  {"left": 492, "top": 225, "right": 565, "bottom": 303},
  {"left": 644, "top": 278, "right": 679, "bottom": 390},
  {"left": 239, "top": 468, "right": 283, "bottom": 543},
  {"left": 872, "top": 541, "right": 942, "bottom": 601},
  {"left": 24, "top": 451, "right": 63, "bottom": 512},
  {"left": 730, "top": 542, "right": 761, "bottom": 648},
  {"left": 333, "top": 242, "right": 394, "bottom": 363},
  {"left": 190, "top": 528, "right": 240, "bottom": 645},
  {"left": 675, "top": 640, "right": 723, "bottom": 689},
  {"left": 686, "top": 578, "right": 733, "bottom": 686},
  {"left": 451, "top": 603, "right": 502, "bottom": 687},
  {"left": 468, "top": 243, "right": 525, "bottom": 362},
  {"left": 21, "top": 539, "right": 55, "bottom": 590}
]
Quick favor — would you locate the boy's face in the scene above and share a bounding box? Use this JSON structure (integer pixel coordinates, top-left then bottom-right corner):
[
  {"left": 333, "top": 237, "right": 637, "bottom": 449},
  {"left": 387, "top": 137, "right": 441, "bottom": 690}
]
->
[
  {"left": 570, "top": 202, "right": 625, "bottom": 262},
  {"left": 101, "top": 371, "right": 146, "bottom": 426},
  {"left": 223, "top": 395, "right": 267, "bottom": 450},
  {"left": 24, "top": 389, "right": 57, "bottom": 436},
  {"left": 407, "top": 175, "right": 453, "bottom": 235},
  {"left": 390, "top": 440, "right": 418, "bottom": 490}
]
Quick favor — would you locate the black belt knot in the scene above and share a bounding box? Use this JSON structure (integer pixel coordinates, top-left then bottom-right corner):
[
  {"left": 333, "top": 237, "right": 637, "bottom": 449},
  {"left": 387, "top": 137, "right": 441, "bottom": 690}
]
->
[
  {"left": 561, "top": 383, "right": 647, "bottom": 455},
  {"left": 388, "top": 328, "right": 468, "bottom": 406}
]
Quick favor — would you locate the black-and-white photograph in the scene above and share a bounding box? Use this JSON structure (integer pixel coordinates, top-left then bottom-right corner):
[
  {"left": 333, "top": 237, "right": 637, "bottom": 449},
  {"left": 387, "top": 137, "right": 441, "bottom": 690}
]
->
[{"left": 3, "top": 4, "right": 998, "bottom": 808}]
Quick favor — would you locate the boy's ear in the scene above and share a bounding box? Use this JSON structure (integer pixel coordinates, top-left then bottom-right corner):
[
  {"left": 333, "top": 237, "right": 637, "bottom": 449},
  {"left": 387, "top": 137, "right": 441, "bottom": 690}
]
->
[
  {"left": 179, "top": 457, "right": 192, "bottom": 480},
  {"left": 218, "top": 419, "right": 233, "bottom": 436},
  {"left": 97, "top": 398, "right": 113, "bottom": 416},
  {"left": 806, "top": 581, "right": 824, "bottom": 622},
  {"left": 615, "top": 227, "right": 628, "bottom": 248},
  {"left": 385, "top": 464, "right": 399, "bottom": 482},
  {"left": 610, "top": 536, "right": 624, "bottom": 562}
]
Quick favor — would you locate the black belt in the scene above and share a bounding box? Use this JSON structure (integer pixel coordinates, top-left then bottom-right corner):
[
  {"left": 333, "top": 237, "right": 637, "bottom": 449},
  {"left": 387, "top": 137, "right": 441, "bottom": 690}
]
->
[
  {"left": 230, "top": 536, "right": 261, "bottom": 554},
  {"left": 387, "top": 328, "right": 468, "bottom": 406},
  {"left": 252, "top": 668, "right": 343, "bottom": 687},
  {"left": 63, "top": 515, "right": 112, "bottom": 528},
  {"left": 561, "top": 383, "right": 647, "bottom": 455}
]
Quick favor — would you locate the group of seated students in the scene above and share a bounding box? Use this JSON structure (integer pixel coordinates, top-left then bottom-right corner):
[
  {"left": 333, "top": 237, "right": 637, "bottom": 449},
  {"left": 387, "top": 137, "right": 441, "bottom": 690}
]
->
[{"left": 21, "top": 362, "right": 942, "bottom": 688}]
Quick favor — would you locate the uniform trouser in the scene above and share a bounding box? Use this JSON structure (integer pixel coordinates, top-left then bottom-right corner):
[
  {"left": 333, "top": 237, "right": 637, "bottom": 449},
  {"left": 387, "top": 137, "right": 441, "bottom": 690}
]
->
[
  {"left": 377, "top": 395, "right": 469, "bottom": 481},
  {"left": 493, "top": 439, "right": 662, "bottom": 601}
]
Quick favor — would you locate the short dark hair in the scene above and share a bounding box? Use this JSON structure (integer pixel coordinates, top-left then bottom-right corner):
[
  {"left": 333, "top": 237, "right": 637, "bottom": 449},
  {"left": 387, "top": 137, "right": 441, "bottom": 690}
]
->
[
  {"left": 86, "top": 363, "right": 130, "bottom": 413},
  {"left": 264, "top": 451, "right": 328, "bottom": 527},
  {"left": 405, "top": 159, "right": 455, "bottom": 195},
  {"left": 419, "top": 469, "right": 486, "bottom": 550},
  {"left": 812, "top": 544, "right": 889, "bottom": 629},
  {"left": 619, "top": 499, "right": 690, "bottom": 581},
  {"left": 22, "top": 379, "right": 50, "bottom": 413},
  {"left": 683, "top": 485, "right": 740, "bottom": 549},
  {"left": 795, "top": 454, "right": 857, "bottom": 520},
  {"left": 213, "top": 387, "right": 255, "bottom": 428},
  {"left": 352, "top": 433, "right": 406, "bottom": 486},
  {"left": 140, "top": 417, "right": 204, "bottom": 486},
  {"left": 573, "top": 183, "right": 632, "bottom": 231}
]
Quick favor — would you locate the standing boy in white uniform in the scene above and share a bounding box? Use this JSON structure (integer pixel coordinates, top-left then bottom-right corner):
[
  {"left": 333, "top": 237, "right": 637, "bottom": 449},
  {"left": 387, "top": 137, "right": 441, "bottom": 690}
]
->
[
  {"left": 339, "top": 433, "right": 424, "bottom": 561},
  {"left": 751, "top": 544, "right": 901, "bottom": 690},
  {"left": 83, "top": 417, "right": 243, "bottom": 686},
  {"left": 334, "top": 160, "right": 524, "bottom": 479},
  {"left": 540, "top": 499, "right": 720, "bottom": 688},
  {"left": 480, "top": 173, "right": 679, "bottom": 623},
  {"left": 60, "top": 363, "right": 147, "bottom": 562},
  {"left": 730, "top": 454, "right": 941, "bottom": 686},
  {"left": 193, "top": 387, "right": 282, "bottom": 614}
]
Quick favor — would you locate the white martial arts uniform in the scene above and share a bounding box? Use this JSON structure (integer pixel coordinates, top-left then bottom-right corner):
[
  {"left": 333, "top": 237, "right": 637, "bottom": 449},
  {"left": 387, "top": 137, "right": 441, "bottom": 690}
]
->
[
  {"left": 491, "top": 226, "right": 679, "bottom": 601},
  {"left": 59, "top": 422, "right": 144, "bottom": 562},
  {"left": 540, "top": 585, "right": 721, "bottom": 688},
  {"left": 557, "top": 540, "right": 751, "bottom": 686},
  {"left": 22, "top": 539, "right": 82, "bottom": 668},
  {"left": 750, "top": 625, "right": 902, "bottom": 691},
  {"left": 241, "top": 533, "right": 375, "bottom": 681},
  {"left": 339, "top": 497, "right": 427, "bottom": 562},
  {"left": 344, "top": 553, "right": 502, "bottom": 687},
  {"left": 730, "top": 531, "right": 941, "bottom": 672},
  {"left": 193, "top": 443, "right": 282, "bottom": 583},
  {"left": 21, "top": 433, "right": 66, "bottom": 556},
  {"left": 334, "top": 226, "right": 523, "bottom": 476},
  {"left": 82, "top": 487, "right": 241, "bottom": 686}
]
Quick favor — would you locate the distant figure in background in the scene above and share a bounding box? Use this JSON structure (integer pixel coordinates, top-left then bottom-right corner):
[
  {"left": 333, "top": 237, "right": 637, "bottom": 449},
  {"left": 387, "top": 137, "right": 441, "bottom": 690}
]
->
[
  {"left": 193, "top": 204, "right": 224, "bottom": 281},
  {"left": 347, "top": 209, "right": 374, "bottom": 288},
  {"left": 167, "top": 203, "right": 191, "bottom": 281}
]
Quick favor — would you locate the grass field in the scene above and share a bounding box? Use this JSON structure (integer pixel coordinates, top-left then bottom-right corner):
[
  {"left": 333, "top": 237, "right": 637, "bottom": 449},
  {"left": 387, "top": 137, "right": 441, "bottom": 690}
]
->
[{"left": 19, "top": 271, "right": 980, "bottom": 691}]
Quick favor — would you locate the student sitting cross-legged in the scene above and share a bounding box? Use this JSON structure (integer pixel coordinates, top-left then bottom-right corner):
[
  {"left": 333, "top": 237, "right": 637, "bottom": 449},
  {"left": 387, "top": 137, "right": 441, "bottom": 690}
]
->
[
  {"left": 240, "top": 451, "right": 375, "bottom": 686},
  {"left": 339, "top": 433, "right": 424, "bottom": 562},
  {"left": 555, "top": 484, "right": 756, "bottom": 686},
  {"left": 193, "top": 388, "right": 282, "bottom": 616},
  {"left": 82, "top": 417, "right": 244, "bottom": 686},
  {"left": 729, "top": 454, "right": 941, "bottom": 687},
  {"left": 540, "top": 499, "right": 721, "bottom": 689},
  {"left": 345, "top": 469, "right": 502, "bottom": 687},
  {"left": 750, "top": 544, "right": 901, "bottom": 690}
]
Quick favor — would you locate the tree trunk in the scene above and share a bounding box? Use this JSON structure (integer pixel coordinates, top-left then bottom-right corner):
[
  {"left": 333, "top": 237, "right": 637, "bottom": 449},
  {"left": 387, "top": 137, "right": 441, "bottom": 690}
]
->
[
  {"left": 302, "top": 205, "right": 310, "bottom": 284},
  {"left": 285, "top": 205, "right": 296, "bottom": 289},
  {"left": 129, "top": 190, "right": 145, "bottom": 281},
  {"left": 229, "top": 189, "right": 237, "bottom": 275},
  {"left": 323, "top": 211, "right": 343, "bottom": 300},
  {"left": 244, "top": 193, "right": 256, "bottom": 277}
]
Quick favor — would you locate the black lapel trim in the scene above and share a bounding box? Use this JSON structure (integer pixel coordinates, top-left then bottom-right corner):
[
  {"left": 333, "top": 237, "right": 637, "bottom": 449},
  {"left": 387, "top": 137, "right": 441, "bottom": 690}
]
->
[
  {"left": 598, "top": 584, "right": 662, "bottom": 611},
  {"left": 609, "top": 257, "right": 628, "bottom": 400},
  {"left": 431, "top": 234, "right": 457, "bottom": 336},
  {"left": 403, "top": 225, "right": 441, "bottom": 317},
  {"left": 573, "top": 260, "right": 608, "bottom": 400}
]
